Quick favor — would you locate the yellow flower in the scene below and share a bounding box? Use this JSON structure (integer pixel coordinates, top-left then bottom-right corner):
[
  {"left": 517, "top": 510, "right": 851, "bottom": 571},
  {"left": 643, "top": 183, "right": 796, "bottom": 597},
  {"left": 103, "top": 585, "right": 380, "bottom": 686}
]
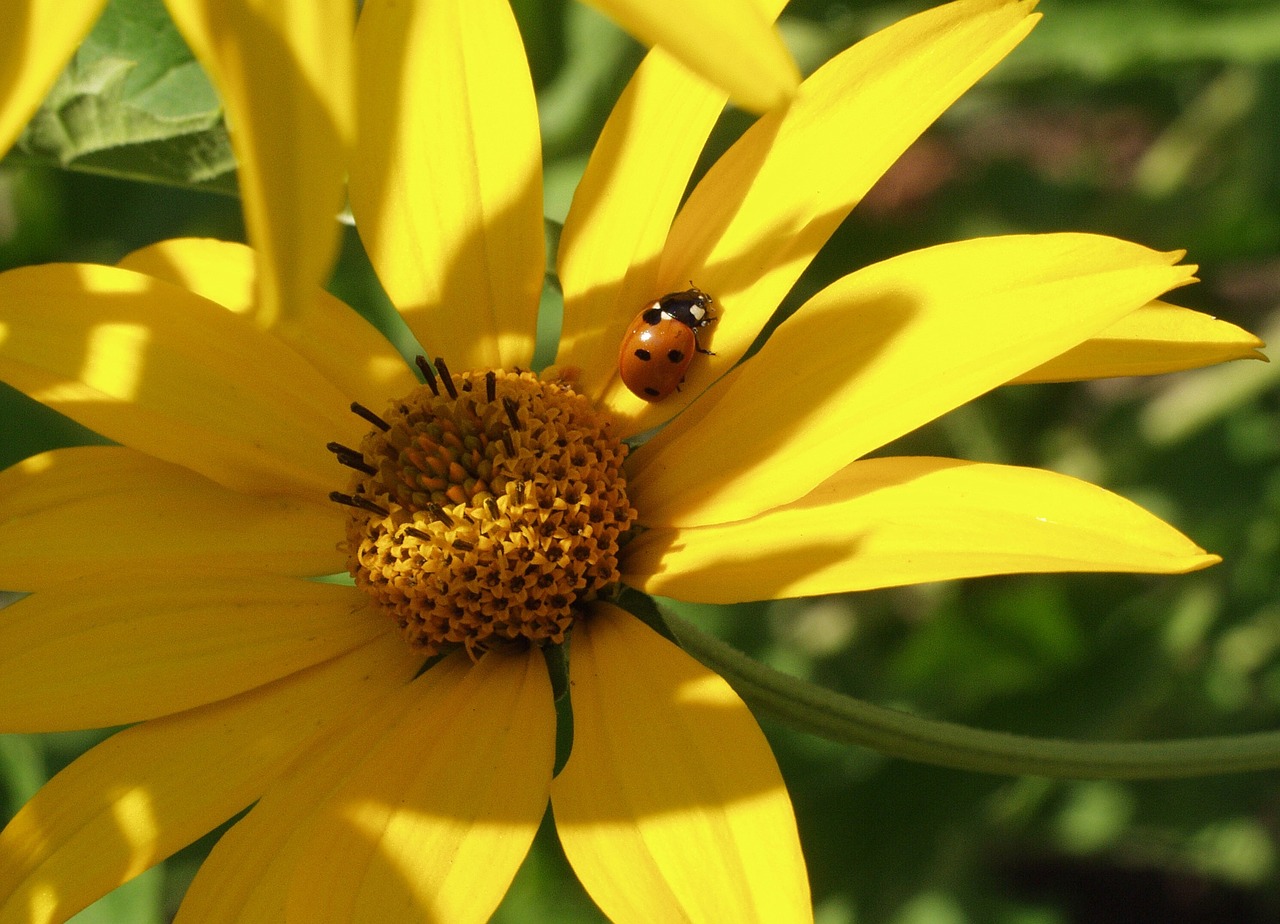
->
[{"left": 0, "top": 0, "right": 1263, "bottom": 922}]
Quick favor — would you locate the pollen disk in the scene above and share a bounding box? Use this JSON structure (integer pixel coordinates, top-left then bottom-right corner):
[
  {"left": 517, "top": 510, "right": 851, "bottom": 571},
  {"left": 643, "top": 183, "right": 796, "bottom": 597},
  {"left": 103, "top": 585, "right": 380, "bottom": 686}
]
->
[{"left": 337, "top": 367, "right": 635, "bottom": 656}]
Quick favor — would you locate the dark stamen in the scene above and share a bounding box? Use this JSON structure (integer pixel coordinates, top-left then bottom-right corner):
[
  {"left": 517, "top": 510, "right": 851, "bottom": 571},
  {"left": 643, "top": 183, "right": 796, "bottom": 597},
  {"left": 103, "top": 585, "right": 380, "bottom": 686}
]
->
[
  {"left": 486, "top": 370, "right": 496, "bottom": 403},
  {"left": 341, "top": 455, "right": 377, "bottom": 476},
  {"left": 325, "top": 442, "right": 377, "bottom": 475},
  {"left": 403, "top": 526, "right": 432, "bottom": 542},
  {"left": 485, "top": 497, "right": 501, "bottom": 519},
  {"left": 434, "top": 358, "right": 458, "bottom": 399},
  {"left": 350, "top": 402, "right": 390, "bottom": 432},
  {"left": 452, "top": 538, "right": 475, "bottom": 552},
  {"left": 502, "top": 396, "right": 521, "bottom": 430},
  {"left": 352, "top": 496, "right": 389, "bottom": 516},
  {"left": 329, "top": 491, "right": 390, "bottom": 517},
  {"left": 425, "top": 502, "right": 455, "bottom": 527},
  {"left": 414, "top": 355, "right": 440, "bottom": 396},
  {"left": 500, "top": 430, "right": 516, "bottom": 457}
]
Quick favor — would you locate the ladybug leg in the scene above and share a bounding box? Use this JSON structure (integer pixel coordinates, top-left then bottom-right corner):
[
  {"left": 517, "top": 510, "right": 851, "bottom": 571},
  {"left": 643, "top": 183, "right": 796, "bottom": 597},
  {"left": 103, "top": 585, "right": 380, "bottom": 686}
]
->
[{"left": 692, "top": 322, "right": 716, "bottom": 355}]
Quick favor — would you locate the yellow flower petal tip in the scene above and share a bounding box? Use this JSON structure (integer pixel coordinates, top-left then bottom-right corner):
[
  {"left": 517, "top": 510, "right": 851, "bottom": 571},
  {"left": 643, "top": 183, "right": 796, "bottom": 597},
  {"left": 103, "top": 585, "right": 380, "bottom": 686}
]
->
[
  {"left": 584, "top": 0, "right": 800, "bottom": 112},
  {"left": 1018, "top": 301, "right": 1268, "bottom": 383}
]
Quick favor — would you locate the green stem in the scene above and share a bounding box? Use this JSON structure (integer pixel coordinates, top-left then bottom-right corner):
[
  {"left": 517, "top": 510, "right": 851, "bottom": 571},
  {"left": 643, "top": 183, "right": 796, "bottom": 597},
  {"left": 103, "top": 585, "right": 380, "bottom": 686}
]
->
[{"left": 668, "top": 613, "right": 1280, "bottom": 779}]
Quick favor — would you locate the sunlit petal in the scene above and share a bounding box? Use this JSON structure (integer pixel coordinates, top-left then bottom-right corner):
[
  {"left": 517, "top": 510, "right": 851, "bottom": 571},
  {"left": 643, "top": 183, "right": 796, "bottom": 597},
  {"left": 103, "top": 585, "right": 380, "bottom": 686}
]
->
[
  {"left": 0, "top": 262, "right": 360, "bottom": 497},
  {"left": 175, "top": 656, "right": 472, "bottom": 924},
  {"left": 118, "top": 238, "right": 419, "bottom": 408},
  {"left": 584, "top": 0, "right": 797, "bottom": 112},
  {"left": 0, "top": 571, "right": 384, "bottom": 732},
  {"left": 1015, "top": 300, "right": 1267, "bottom": 383},
  {"left": 0, "top": 447, "right": 341, "bottom": 590},
  {"left": 629, "top": 234, "right": 1196, "bottom": 528},
  {"left": 623, "top": 457, "right": 1219, "bottom": 602},
  {"left": 0, "top": 1, "right": 106, "bottom": 157},
  {"left": 163, "top": 0, "right": 353, "bottom": 329},
  {"left": 118, "top": 238, "right": 256, "bottom": 315},
  {"left": 286, "top": 649, "right": 554, "bottom": 923},
  {"left": 553, "top": 603, "right": 810, "bottom": 923},
  {"left": 351, "top": 0, "right": 543, "bottom": 371},
  {"left": 0, "top": 633, "right": 419, "bottom": 924},
  {"left": 605, "top": 0, "right": 1040, "bottom": 432},
  {"left": 556, "top": 45, "right": 732, "bottom": 398}
]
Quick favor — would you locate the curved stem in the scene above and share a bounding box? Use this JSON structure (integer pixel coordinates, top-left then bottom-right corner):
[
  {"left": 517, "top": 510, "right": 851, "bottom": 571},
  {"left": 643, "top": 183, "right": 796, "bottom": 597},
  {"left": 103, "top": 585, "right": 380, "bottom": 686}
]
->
[{"left": 668, "top": 612, "right": 1280, "bottom": 779}]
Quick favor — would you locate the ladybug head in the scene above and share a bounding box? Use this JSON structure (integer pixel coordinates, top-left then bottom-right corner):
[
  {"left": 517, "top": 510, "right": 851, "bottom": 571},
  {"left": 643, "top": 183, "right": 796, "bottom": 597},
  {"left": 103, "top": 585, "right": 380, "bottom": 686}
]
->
[{"left": 657, "top": 286, "right": 714, "bottom": 327}]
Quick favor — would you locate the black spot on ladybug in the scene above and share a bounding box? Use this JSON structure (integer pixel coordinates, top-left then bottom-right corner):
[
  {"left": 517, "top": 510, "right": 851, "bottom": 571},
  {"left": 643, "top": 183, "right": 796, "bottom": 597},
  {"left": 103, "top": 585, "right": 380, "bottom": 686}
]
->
[
  {"left": 641, "top": 306, "right": 664, "bottom": 324},
  {"left": 633, "top": 348, "right": 651, "bottom": 361},
  {"left": 666, "top": 349, "right": 686, "bottom": 363},
  {"left": 643, "top": 386, "right": 661, "bottom": 397}
]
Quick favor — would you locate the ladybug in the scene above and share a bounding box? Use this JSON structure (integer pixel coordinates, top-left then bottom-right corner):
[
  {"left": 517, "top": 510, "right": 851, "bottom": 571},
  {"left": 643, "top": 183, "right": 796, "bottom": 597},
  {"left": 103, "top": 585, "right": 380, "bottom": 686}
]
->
[{"left": 618, "top": 287, "right": 716, "bottom": 401}]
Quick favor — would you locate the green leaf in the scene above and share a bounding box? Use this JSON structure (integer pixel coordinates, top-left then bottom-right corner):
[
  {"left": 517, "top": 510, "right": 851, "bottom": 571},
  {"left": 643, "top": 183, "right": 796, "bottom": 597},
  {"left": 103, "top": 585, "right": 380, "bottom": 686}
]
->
[
  {"left": 14, "top": 0, "right": 236, "bottom": 195},
  {"left": 0, "top": 731, "right": 44, "bottom": 815}
]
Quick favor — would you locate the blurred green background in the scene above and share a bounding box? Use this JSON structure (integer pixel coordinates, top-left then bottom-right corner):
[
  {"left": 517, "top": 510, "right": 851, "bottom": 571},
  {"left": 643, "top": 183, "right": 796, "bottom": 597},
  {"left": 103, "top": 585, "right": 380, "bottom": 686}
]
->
[{"left": 2, "top": 0, "right": 1279, "bottom": 921}]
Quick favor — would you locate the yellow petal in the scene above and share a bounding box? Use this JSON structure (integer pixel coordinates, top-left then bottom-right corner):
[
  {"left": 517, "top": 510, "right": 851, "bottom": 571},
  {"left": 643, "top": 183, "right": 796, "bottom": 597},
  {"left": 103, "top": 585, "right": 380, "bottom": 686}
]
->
[
  {"left": 351, "top": 0, "right": 543, "bottom": 371},
  {"left": 623, "top": 456, "right": 1219, "bottom": 602},
  {"left": 0, "top": 447, "right": 341, "bottom": 590},
  {"left": 581, "top": 0, "right": 797, "bottom": 113},
  {"left": 0, "top": 632, "right": 419, "bottom": 924},
  {"left": 0, "top": 571, "right": 384, "bottom": 732},
  {"left": 555, "top": 45, "right": 732, "bottom": 399},
  {"left": 118, "top": 238, "right": 419, "bottom": 408},
  {"left": 163, "top": 0, "right": 353, "bottom": 329},
  {"left": 604, "top": 0, "right": 1041, "bottom": 432},
  {"left": 286, "top": 649, "right": 554, "bottom": 924},
  {"left": 0, "top": 1, "right": 106, "bottom": 157},
  {"left": 552, "top": 603, "right": 810, "bottom": 923},
  {"left": 118, "top": 238, "right": 257, "bottom": 315},
  {"left": 1014, "top": 300, "right": 1267, "bottom": 383},
  {"left": 175, "top": 656, "right": 472, "bottom": 924},
  {"left": 629, "top": 234, "right": 1197, "bottom": 528},
  {"left": 0, "top": 262, "right": 360, "bottom": 497}
]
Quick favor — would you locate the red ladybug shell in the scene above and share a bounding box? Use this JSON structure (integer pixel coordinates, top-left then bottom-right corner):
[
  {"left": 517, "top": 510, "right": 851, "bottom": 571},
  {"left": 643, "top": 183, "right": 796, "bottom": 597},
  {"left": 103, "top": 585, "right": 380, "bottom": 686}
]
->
[{"left": 618, "top": 288, "right": 714, "bottom": 401}]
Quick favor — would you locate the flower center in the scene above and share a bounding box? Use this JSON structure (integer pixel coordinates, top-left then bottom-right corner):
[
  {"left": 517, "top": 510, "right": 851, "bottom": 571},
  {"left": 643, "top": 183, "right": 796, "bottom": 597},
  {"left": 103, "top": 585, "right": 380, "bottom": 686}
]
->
[{"left": 331, "top": 362, "right": 635, "bottom": 657}]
